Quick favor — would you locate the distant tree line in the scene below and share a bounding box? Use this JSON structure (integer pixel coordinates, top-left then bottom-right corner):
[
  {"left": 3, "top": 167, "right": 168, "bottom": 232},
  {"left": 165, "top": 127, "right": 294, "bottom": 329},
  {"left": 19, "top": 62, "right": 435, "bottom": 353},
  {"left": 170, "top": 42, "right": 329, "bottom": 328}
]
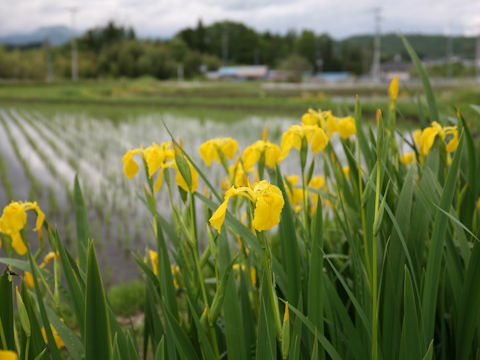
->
[{"left": 0, "top": 20, "right": 477, "bottom": 80}]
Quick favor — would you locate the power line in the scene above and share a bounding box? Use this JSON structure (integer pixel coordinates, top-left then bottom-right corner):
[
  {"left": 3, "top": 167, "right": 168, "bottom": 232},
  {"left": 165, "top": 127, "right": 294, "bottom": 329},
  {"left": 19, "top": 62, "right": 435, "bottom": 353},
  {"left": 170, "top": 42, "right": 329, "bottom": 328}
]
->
[{"left": 371, "top": 7, "right": 382, "bottom": 82}]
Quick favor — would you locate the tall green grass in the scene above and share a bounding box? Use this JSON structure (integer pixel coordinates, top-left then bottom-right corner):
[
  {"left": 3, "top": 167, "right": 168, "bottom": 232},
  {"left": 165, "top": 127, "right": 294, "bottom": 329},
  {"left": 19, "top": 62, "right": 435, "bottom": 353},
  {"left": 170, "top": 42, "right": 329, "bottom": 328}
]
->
[{"left": 1, "top": 36, "right": 479, "bottom": 360}]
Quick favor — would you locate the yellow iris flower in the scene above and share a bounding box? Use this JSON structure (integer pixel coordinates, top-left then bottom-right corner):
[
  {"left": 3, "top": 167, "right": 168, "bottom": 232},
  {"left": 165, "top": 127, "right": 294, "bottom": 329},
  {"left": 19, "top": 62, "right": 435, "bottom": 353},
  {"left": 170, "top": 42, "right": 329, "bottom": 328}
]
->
[
  {"left": 123, "top": 142, "right": 175, "bottom": 192},
  {"left": 24, "top": 271, "right": 35, "bottom": 288},
  {"left": 418, "top": 121, "right": 459, "bottom": 156},
  {"left": 209, "top": 180, "right": 285, "bottom": 233},
  {"left": 41, "top": 324, "right": 65, "bottom": 349},
  {"left": 400, "top": 152, "right": 416, "bottom": 165},
  {"left": 309, "top": 175, "right": 326, "bottom": 212},
  {"left": 222, "top": 158, "right": 258, "bottom": 189},
  {"left": 326, "top": 115, "right": 356, "bottom": 139},
  {"left": 199, "top": 137, "right": 238, "bottom": 166},
  {"left": 149, "top": 250, "right": 158, "bottom": 275},
  {"left": 0, "top": 350, "right": 17, "bottom": 360},
  {"left": 40, "top": 251, "right": 59, "bottom": 268},
  {"left": 281, "top": 124, "right": 329, "bottom": 158},
  {"left": 389, "top": 75, "right": 399, "bottom": 102},
  {"left": 285, "top": 175, "right": 304, "bottom": 205},
  {"left": 0, "top": 201, "right": 45, "bottom": 256},
  {"left": 143, "top": 142, "right": 175, "bottom": 178},
  {"left": 301, "top": 109, "right": 331, "bottom": 128},
  {"left": 174, "top": 158, "right": 199, "bottom": 193},
  {"left": 242, "top": 140, "right": 282, "bottom": 171},
  {"left": 123, "top": 142, "right": 199, "bottom": 193}
]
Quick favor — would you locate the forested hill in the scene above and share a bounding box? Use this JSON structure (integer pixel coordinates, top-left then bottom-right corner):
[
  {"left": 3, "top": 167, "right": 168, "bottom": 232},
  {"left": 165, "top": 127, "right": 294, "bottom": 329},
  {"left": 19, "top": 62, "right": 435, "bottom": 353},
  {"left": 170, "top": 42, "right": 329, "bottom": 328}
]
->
[
  {"left": 0, "top": 20, "right": 477, "bottom": 80},
  {"left": 341, "top": 34, "right": 477, "bottom": 60}
]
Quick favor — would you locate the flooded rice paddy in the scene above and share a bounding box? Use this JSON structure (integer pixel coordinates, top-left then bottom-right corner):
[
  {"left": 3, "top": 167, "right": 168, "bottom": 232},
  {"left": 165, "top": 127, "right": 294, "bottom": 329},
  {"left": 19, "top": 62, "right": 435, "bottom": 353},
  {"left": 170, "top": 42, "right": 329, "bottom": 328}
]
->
[{"left": 0, "top": 107, "right": 314, "bottom": 283}]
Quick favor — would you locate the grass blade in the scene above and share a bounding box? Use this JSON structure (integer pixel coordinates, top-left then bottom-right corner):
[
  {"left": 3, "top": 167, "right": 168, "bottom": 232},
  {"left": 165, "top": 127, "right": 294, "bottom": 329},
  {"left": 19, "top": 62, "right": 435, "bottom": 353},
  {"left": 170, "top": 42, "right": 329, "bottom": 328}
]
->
[
  {"left": 85, "top": 241, "right": 113, "bottom": 360},
  {"left": 421, "top": 133, "right": 464, "bottom": 344},
  {"left": 74, "top": 175, "right": 90, "bottom": 271},
  {"left": 0, "top": 269, "right": 15, "bottom": 350},
  {"left": 401, "top": 35, "right": 439, "bottom": 124},
  {"left": 275, "top": 165, "right": 301, "bottom": 306}
]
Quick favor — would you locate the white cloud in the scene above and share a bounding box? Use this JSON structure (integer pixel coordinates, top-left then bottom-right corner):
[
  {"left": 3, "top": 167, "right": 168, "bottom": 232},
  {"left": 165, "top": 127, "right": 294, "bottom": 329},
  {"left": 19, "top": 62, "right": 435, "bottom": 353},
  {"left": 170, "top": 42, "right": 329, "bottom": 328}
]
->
[{"left": 0, "top": 0, "right": 478, "bottom": 38}]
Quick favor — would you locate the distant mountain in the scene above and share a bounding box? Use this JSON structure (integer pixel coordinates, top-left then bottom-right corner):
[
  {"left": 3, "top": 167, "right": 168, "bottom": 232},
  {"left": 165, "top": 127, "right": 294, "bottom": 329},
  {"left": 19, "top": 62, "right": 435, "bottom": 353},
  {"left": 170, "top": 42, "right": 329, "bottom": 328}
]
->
[{"left": 0, "top": 26, "right": 77, "bottom": 46}]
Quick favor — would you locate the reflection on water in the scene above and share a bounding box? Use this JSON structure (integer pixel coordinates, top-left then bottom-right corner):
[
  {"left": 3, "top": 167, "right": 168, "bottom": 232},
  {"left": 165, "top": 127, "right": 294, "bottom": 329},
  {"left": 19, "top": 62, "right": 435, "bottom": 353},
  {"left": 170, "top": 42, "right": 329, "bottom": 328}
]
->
[{"left": 0, "top": 107, "right": 391, "bottom": 284}]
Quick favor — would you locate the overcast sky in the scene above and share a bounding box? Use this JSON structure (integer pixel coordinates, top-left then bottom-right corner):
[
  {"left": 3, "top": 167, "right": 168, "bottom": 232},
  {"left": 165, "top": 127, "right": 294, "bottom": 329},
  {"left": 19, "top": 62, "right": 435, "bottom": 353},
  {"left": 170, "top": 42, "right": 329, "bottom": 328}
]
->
[{"left": 1, "top": 0, "right": 479, "bottom": 38}]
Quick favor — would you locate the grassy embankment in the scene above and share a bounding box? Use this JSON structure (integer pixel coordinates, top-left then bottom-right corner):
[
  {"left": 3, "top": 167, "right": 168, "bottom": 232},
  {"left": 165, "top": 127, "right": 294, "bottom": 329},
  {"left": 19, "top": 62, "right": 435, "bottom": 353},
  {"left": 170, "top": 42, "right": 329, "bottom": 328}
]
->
[{"left": 0, "top": 78, "right": 478, "bottom": 125}]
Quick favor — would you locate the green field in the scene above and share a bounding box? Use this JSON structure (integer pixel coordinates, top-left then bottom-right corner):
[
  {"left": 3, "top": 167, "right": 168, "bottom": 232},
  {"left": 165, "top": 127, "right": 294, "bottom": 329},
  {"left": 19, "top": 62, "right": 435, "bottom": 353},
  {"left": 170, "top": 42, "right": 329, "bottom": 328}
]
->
[{"left": 1, "top": 78, "right": 479, "bottom": 124}]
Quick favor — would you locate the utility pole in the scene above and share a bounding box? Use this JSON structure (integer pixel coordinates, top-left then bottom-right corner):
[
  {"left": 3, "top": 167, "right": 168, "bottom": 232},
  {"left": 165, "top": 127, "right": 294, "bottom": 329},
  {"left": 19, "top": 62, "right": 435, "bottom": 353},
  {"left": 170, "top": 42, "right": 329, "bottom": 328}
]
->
[
  {"left": 371, "top": 7, "right": 381, "bottom": 83},
  {"left": 68, "top": 7, "right": 79, "bottom": 81},
  {"left": 222, "top": 27, "right": 228, "bottom": 66},
  {"left": 446, "top": 23, "right": 453, "bottom": 79}
]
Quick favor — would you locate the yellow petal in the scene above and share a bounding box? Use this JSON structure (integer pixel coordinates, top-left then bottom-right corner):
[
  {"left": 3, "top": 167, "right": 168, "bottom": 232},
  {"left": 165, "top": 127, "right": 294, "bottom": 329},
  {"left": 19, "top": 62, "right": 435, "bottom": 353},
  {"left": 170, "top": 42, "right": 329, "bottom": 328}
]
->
[
  {"left": 122, "top": 149, "right": 141, "bottom": 179},
  {"left": 200, "top": 138, "right": 238, "bottom": 166},
  {"left": 446, "top": 130, "right": 459, "bottom": 153},
  {"left": 199, "top": 141, "right": 216, "bottom": 166},
  {"left": 222, "top": 138, "right": 238, "bottom": 159},
  {"left": 175, "top": 159, "right": 199, "bottom": 193},
  {"left": 400, "top": 152, "right": 416, "bottom": 165},
  {"left": 388, "top": 75, "right": 399, "bottom": 102},
  {"left": 242, "top": 144, "right": 261, "bottom": 171},
  {"left": 326, "top": 114, "right": 338, "bottom": 137},
  {"left": 209, "top": 198, "right": 230, "bottom": 233},
  {"left": 12, "top": 232, "right": 27, "bottom": 256},
  {"left": 0, "top": 202, "right": 27, "bottom": 234},
  {"left": 250, "top": 266, "right": 256, "bottom": 287},
  {"left": 419, "top": 127, "right": 438, "bottom": 155},
  {"left": 143, "top": 142, "right": 174, "bottom": 177},
  {"left": 43, "top": 252, "right": 56, "bottom": 265},
  {"left": 413, "top": 129, "right": 422, "bottom": 148},
  {"left": 149, "top": 250, "right": 158, "bottom": 275},
  {"left": 284, "top": 301, "right": 289, "bottom": 323},
  {"left": 264, "top": 143, "right": 282, "bottom": 168},
  {"left": 337, "top": 117, "right": 356, "bottom": 139},
  {"left": 0, "top": 350, "right": 17, "bottom": 360},
  {"left": 32, "top": 202, "right": 45, "bottom": 233},
  {"left": 24, "top": 271, "right": 34, "bottom": 288},
  {"left": 41, "top": 325, "right": 65, "bottom": 349},
  {"left": 301, "top": 112, "right": 316, "bottom": 126},
  {"left": 281, "top": 127, "right": 303, "bottom": 158},
  {"left": 153, "top": 167, "right": 167, "bottom": 193},
  {"left": 311, "top": 127, "right": 329, "bottom": 153},
  {"left": 252, "top": 183, "right": 284, "bottom": 231},
  {"left": 309, "top": 175, "right": 325, "bottom": 190}
]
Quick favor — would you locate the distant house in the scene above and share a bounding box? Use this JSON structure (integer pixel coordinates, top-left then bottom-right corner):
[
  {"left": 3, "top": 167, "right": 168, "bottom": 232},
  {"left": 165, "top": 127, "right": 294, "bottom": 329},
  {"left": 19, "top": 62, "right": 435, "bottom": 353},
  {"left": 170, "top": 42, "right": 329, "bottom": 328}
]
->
[
  {"left": 380, "top": 62, "right": 411, "bottom": 81},
  {"left": 206, "top": 66, "right": 269, "bottom": 80},
  {"left": 312, "top": 72, "right": 351, "bottom": 83}
]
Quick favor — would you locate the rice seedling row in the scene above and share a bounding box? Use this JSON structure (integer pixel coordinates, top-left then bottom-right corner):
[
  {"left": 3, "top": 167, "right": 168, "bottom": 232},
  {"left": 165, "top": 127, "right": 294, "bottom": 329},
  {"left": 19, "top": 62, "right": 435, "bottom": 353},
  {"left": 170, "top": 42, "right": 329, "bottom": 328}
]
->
[
  {"left": 18, "top": 110, "right": 81, "bottom": 172},
  {"left": 0, "top": 146, "right": 14, "bottom": 202},
  {"left": 8, "top": 109, "right": 73, "bottom": 190},
  {"left": 0, "top": 110, "right": 42, "bottom": 200}
]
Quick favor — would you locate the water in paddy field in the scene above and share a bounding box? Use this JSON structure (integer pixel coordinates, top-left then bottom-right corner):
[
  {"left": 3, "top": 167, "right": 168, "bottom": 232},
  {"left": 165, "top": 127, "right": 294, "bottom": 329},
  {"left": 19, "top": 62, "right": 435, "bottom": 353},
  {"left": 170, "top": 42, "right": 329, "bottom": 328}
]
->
[{"left": 0, "top": 106, "right": 410, "bottom": 284}]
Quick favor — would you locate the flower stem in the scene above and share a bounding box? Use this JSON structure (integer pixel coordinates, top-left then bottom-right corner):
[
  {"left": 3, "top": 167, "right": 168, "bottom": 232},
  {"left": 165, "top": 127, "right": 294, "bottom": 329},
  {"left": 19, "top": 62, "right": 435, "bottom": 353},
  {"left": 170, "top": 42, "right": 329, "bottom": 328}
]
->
[
  {"left": 372, "top": 151, "right": 381, "bottom": 360},
  {"left": 258, "top": 231, "right": 282, "bottom": 349}
]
